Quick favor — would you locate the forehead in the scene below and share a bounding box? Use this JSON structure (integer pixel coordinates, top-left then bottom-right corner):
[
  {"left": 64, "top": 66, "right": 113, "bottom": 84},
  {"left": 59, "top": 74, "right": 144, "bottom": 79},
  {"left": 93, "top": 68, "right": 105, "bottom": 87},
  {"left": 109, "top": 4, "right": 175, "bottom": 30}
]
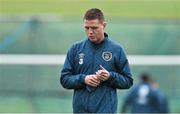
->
[{"left": 84, "top": 19, "right": 102, "bottom": 26}]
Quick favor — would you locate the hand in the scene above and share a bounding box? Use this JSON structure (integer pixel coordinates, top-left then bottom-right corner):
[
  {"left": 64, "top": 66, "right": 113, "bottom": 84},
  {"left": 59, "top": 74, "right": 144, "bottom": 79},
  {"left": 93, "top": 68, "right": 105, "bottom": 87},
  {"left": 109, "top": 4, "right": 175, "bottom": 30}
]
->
[
  {"left": 96, "top": 65, "right": 110, "bottom": 81},
  {"left": 85, "top": 75, "right": 101, "bottom": 87}
]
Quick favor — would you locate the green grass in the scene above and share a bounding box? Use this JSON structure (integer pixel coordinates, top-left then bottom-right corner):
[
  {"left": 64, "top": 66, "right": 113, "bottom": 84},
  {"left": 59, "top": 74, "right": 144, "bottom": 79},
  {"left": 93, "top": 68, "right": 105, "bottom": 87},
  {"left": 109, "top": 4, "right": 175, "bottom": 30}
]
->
[
  {"left": 0, "top": 96, "right": 35, "bottom": 113},
  {"left": 0, "top": 65, "right": 180, "bottom": 112},
  {"left": 33, "top": 97, "right": 73, "bottom": 113},
  {"left": 0, "top": 0, "right": 179, "bottom": 112},
  {"left": 0, "top": 96, "right": 73, "bottom": 113},
  {"left": 0, "top": 0, "right": 179, "bottom": 20}
]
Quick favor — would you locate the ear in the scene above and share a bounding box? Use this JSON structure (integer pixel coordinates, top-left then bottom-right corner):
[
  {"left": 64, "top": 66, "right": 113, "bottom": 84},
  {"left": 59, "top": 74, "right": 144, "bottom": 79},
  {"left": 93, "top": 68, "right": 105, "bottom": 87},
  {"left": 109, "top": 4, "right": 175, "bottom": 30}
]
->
[{"left": 103, "top": 21, "right": 107, "bottom": 28}]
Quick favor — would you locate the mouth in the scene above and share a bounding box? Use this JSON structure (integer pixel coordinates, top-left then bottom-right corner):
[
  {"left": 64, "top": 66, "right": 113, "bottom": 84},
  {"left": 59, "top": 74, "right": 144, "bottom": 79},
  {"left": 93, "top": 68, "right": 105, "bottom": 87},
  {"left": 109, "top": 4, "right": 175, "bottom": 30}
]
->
[{"left": 89, "top": 36, "right": 94, "bottom": 39}]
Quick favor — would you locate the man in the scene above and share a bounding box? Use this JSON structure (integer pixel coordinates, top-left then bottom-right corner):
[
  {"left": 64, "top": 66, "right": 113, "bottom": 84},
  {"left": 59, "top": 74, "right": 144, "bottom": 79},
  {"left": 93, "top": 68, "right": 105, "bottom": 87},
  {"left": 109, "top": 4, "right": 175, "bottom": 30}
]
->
[
  {"left": 121, "top": 73, "right": 169, "bottom": 113},
  {"left": 60, "top": 8, "right": 133, "bottom": 113},
  {"left": 151, "top": 79, "right": 169, "bottom": 113}
]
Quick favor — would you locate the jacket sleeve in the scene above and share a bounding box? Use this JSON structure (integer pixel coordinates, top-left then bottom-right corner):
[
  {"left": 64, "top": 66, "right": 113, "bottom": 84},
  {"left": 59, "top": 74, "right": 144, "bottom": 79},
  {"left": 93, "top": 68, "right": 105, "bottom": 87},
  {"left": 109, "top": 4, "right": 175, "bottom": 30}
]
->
[
  {"left": 60, "top": 45, "right": 86, "bottom": 89},
  {"left": 157, "top": 91, "right": 169, "bottom": 113},
  {"left": 106, "top": 47, "right": 133, "bottom": 89}
]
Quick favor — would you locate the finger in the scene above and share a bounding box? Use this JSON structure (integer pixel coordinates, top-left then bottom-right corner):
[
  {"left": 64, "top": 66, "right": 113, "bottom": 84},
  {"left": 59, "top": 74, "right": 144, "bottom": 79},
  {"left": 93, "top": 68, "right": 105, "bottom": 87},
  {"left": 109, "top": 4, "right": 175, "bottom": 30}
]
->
[
  {"left": 93, "top": 75, "right": 101, "bottom": 82},
  {"left": 99, "top": 70, "right": 110, "bottom": 78},
  {"left": 97, "top": 77, "right": 103, "bottom": 81},
  {"left": 97, "top": 71, "right": 107, "bottom": 78},
  {"left": 97, "top": 75, "right": 105, "bottom": 81},
  {"left": 100, "top": 72, "right": 108, "bottom": 77},
  {"left": 95, "top": 72, "right": 103, "bottom": 79},
  {"left": 100, "top": 74, "right": 110, "bottom": 80},
  {"left": 97, "top": 69, "right": 108, "bottom": 75},
  {"left": 98, "top": 70, "right": 108, "bottom": 77},
  {"left": 96, "top": 76, "right": 103, "bottom": 81},
  {"left": 96, "top": 71, "right": 103, "bottom": 79},
  {"left": 100, "top": 71, "right": 108, "bottom": 76},
  {"left": 90, "top": 77, "right": 100, "bottom": 84},
  {"left": 100, "top": 75, "right": 106, "bottom": 80},
  {"left": 97, "top": 70, "right": 103, "bottom": 74},
  {"left": 89, "top": 80, "right": 99, "bottom": 87},
  {"left": 96, "top": 71, "right": 101, "bottom": 76}
]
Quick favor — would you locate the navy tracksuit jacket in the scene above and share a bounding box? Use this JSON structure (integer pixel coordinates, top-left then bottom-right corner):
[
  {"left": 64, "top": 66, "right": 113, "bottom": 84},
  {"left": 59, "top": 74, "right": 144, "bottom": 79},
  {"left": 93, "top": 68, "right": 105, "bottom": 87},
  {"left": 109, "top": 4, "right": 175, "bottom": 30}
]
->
[
  {"left": 121, "top": 83, "right": 169, "bottom": 113},
  {"left": 60, "top": 33, "right": 133, "bottom": 113}
]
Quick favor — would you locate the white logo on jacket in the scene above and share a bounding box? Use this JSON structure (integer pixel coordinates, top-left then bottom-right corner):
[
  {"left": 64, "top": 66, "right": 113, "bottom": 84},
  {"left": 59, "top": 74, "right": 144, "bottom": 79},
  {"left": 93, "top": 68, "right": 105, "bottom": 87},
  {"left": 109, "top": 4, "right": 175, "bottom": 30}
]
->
[
  {"left": 78, "top": 53, "right": 85, "bottom": 65},
  {"left": 137, "top": 85, "right": 149, "bottom": 104},
  {"left": 102, "top": 52, "right": 112, "bottom": 61}
]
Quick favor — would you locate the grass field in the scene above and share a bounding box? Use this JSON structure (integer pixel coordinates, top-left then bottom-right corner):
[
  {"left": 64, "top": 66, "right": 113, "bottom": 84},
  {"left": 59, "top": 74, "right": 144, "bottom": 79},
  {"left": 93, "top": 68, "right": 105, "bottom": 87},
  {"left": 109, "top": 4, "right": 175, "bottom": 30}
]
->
[
  {"left": 0, "top": 65, "right": 180, "bottom": 112},
  {"left": 0, "top": 0, "right": 180, "bottom": 20},
  {"left": 0, "top": 0, "right": 180, "bottom": 113}
]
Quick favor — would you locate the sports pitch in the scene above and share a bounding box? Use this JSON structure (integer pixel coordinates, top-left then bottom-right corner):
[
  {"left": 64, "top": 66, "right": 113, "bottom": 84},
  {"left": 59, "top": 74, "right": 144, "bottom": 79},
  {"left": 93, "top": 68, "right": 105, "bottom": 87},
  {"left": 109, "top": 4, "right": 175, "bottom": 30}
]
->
[{"left": 0, "top": 0, "right": 180, "bottom": 113}]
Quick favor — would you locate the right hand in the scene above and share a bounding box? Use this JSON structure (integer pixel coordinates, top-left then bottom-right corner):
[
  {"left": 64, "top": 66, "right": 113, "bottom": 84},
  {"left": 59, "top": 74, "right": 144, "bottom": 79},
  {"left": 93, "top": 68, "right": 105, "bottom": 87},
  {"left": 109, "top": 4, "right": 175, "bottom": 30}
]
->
[{"left": 85, "top": 75, "right": 101, "bottom": 87}]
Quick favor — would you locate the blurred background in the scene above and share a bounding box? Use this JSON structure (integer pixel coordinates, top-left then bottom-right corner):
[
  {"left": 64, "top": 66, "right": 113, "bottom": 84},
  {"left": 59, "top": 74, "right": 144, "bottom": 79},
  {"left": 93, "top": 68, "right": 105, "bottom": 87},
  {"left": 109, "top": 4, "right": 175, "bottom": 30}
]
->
[{"left": 0, "top": 0, "right": 179, "bottom": 113}]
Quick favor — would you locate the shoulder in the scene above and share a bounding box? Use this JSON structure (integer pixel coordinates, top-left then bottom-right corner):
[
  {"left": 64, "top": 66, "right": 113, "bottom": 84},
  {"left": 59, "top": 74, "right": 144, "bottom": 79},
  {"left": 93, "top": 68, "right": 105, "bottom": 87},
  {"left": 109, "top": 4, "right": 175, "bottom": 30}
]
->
[
  {"left": 66, "top": 39, "right": 87, "bottom": 56},
  {"left": 107, "top": 38, "right": 124, "bottom": 50},
  {"left": 106, "top": 38, "right": 127, "bottom": 56},
  {"left": 70, "top": 39, "right": 87, "bottom": 50},
  {"left": 73, "top": 39, "right": 87, "bottom": 47}
]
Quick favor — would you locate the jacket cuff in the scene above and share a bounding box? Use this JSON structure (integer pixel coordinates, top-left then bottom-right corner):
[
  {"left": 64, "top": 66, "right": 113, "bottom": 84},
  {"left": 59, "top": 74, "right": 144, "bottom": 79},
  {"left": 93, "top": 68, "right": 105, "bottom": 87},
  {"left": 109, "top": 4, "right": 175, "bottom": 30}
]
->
[
  {"left": 109, "top": 71, "right": 115, "bottom": 79},
  {"left": 80, "top": 74, "right": 86, "bottom": 84},
  {"left": 107, "top": 72, "right": 115, "bottom": 82}
]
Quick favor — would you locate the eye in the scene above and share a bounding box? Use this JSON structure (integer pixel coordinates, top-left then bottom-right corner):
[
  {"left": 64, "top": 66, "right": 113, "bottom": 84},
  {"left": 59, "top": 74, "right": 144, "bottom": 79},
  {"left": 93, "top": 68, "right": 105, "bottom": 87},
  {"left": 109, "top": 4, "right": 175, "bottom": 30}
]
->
[
  {"left": 85, "top": 27, "right": 89, "bottom": 30},
  {"left": 91, "top": 27, "right": 98, "bottom": 30}
]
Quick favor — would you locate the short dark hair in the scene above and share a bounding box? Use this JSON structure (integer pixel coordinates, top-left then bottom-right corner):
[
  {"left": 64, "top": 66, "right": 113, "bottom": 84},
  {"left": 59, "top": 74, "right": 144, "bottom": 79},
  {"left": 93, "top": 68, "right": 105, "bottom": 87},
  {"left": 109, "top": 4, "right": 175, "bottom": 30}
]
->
[
  {"left": 84, "top": 8, "right": 105, "bottom": 22},
  {"left": 140, "top": 72, "right": 152, "bottom": 83}
]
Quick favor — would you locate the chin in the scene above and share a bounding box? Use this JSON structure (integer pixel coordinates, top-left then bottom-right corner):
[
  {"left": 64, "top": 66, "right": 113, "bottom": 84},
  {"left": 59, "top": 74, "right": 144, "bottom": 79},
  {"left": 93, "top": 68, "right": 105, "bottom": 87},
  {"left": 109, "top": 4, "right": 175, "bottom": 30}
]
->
[{"left": 89, "top": 38, "right": 96, "bottom": 42}]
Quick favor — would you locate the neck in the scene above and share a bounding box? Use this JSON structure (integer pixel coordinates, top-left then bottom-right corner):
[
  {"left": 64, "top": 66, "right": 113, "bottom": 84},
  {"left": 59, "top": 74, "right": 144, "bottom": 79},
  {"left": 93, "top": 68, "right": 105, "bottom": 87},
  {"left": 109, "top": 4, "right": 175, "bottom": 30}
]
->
[{"left": 95, "top": 33, "right": 105, "bottom": 44}]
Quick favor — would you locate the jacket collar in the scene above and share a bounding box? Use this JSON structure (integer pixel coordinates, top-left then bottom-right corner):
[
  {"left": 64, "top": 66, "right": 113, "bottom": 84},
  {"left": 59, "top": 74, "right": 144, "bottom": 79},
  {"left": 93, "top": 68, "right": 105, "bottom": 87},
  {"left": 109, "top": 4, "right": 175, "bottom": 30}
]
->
[{"left": 87, "top": 33, "right": 108, "bottom": 47}]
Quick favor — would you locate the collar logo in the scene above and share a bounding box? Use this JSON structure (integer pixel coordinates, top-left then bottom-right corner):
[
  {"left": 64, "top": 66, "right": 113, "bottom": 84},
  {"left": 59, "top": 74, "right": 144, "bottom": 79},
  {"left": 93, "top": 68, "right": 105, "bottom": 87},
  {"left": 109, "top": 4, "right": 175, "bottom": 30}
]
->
[
  {"left": 102, "top": 52, "right": 112, "bottom": 61},
  {"left": 78, "top": 53, "right": 85, "bottom": 65}
]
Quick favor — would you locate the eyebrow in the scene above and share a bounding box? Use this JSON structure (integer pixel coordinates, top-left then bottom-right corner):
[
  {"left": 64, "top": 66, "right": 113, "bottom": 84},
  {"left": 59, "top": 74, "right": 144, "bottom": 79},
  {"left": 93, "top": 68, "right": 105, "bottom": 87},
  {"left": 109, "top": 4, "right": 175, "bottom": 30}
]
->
[{"left": 85, "top": 26, "right": 98, "bottom": 29}]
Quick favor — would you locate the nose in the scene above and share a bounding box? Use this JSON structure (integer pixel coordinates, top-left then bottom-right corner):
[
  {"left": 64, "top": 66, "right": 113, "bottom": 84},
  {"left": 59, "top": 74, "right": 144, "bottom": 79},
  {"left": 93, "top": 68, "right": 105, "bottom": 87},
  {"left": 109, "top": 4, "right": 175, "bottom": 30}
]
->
[{"left": 87, "top": 28, "right": 93, "bottom": 34}]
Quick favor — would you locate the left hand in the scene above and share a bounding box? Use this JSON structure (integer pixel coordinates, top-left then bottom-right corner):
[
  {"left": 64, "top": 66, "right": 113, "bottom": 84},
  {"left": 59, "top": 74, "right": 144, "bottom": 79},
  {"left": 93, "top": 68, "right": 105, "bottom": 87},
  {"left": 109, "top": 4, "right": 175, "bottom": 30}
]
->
[{"left": 96, "top": 66, "right": 110, "bottom": 81}]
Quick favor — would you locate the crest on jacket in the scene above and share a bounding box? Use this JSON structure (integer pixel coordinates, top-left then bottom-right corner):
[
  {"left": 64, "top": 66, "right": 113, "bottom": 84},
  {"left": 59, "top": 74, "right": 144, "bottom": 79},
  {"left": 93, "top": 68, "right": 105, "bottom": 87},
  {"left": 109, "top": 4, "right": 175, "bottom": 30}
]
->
[
  {"left": 78, "top": 53, "right": 85, "bottom": 65},
  {"left": 102, "top": 52, "right": 112, "bottom": 61}
]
